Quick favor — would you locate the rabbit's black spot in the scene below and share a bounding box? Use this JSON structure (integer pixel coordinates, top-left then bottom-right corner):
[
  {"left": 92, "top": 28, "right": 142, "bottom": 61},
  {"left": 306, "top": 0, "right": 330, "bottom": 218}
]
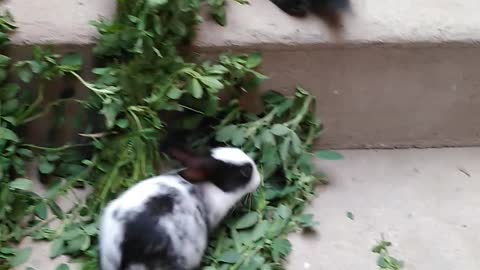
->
[
  {"left": 145, "top": 193, "right": 175, "bottom": 216},
  {"left": 189, "top": 186, "right": 203, "bottom": 200},
  {"left": 210, "top": 162, "right": 253, "bottom": 192},
  {"left": 120, "top": 211, "right": 174, "bottom": 269},
  {"left": 120, "top": 194, "right": 178, "bottom": 269}
]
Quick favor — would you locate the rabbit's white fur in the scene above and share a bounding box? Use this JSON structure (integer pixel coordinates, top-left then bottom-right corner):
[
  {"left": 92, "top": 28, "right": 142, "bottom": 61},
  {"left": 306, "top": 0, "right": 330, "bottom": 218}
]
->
[{"left": 99, "top": 147, "right": 261, "bottom": 270}]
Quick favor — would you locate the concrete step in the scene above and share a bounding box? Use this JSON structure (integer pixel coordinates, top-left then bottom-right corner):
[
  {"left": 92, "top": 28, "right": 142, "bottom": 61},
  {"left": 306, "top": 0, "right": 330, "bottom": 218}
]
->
[
  {"left": 288, "top": 147, "right": 480, "bottom": 270},
  {"left": 194, "top": 0, "right": 480, "bottom": 149},
  {"left": 3, "top": 0, "right": 480, "bottom": 148},
  {"left": 3, "top": 0, "right": 114, "bottom": 46},
  {"left": 1, "top": 0, "right": 115, "bottom": 146}
]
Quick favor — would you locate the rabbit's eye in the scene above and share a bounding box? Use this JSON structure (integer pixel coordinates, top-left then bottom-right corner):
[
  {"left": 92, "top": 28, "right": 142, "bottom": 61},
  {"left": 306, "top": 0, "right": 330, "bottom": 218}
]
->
[{"left": 239, "top": 163, "right": 253, "bottom": 178}]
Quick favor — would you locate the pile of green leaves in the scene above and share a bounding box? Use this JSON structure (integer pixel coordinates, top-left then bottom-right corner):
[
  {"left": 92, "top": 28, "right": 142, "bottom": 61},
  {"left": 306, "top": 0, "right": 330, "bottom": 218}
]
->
[
  {"left": 0, "top": 10, "right": 92, "bottom": 268},
  {"left": 372, "top": 239, "right": 404, "bottom": 270},
  {"left": 200, "top": 88, "right": 324, "bottom": 269},
  {"left": 0, "top": 1, "right": 338, "bottom": 269}
]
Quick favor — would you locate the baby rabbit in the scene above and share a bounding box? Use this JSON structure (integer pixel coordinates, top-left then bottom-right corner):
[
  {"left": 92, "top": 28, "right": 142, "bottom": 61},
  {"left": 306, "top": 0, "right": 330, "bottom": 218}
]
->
[{"left": 98, "top": 147, "right": 261, "bottom": 270}]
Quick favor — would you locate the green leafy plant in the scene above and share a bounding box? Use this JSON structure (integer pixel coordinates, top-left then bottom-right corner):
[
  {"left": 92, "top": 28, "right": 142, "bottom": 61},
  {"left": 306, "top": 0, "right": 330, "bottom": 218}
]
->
[
  {"left": 0, "top": 0, "right": 342, "bottom": 269},
  {"left": 0, "top": 247, "right": 32, "bottom": 269},
  {"left": 0, "top": 11, "right": 36, "bottom": 269},
  {"left": 195, "top": 88, "right": 323, "bottom": 269},
  {"left": 372, "top": 238, "right": 404, "bottom": 270},
  {"left": 0, "top": 11, "right": 86, "bottom": 268}
]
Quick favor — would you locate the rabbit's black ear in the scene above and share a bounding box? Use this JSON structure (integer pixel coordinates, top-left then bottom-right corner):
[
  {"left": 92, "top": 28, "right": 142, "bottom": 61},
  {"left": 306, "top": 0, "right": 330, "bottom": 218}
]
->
[
  {"left": 164, "top": 146, "right": 216, "bottom": 183},
  {"left": 167, "top": 147, "right": 198, "bottom": 166},
  {"left": 180, "top": 166, "right": 210, "bottom": 183},
  {"left": 178, "top": 155, "right": 221, "bottom": 183}
]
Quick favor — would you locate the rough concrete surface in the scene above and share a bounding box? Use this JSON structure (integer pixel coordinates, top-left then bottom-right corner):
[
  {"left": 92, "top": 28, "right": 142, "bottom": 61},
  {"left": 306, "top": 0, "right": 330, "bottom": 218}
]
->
[
  {"left": 195, "top": 0, "right": 480, "bottom": 49},
  {"left": 288, "top": 148, "right": 480, "bottom": 270},
  {"left": 1, "top": 0, "right": 115, "bottom": 45}
]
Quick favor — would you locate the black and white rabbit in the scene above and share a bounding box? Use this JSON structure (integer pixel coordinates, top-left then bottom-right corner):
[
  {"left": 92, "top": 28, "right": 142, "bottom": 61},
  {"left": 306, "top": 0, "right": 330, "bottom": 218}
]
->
[{"left": 98, "top": 147, "right": 261, "bottom": 270}]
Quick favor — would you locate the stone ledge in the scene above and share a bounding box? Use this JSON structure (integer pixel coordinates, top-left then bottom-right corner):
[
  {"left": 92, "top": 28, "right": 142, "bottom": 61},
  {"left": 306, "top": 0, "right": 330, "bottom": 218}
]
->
[
  {"left": 3, "top": 0, "right": 480, "bottom": 49},
  {"left": 194, "top": 0, "right": 480, "bottom": 50},
  {"left": 1, "top": 0, "right": 115, "bottom": 46}
]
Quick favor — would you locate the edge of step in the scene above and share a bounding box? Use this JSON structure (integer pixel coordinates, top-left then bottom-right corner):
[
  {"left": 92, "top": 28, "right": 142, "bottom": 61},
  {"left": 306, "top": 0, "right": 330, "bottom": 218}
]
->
[
  {"left": 194, "top": 0, "right": 480, "bottom": 51},
  {"left": 3, "top": 0, "right": 480, "bottom": 49},
  {"left": 2, "top": 0, "right": 115, "bottom": 46}
]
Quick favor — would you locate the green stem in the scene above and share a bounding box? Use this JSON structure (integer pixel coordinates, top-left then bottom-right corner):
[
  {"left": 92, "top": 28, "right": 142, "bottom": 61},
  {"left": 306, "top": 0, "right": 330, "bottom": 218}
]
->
[
  {"left": 219, "top": 105, "right": 240, "bottom": 126},
  {"left": 128, "top": 109, "right": 143, "bottom": 130},
  {"left": 70, "top": 71, "right": 117, "bottom": 96},
  {"left": 22, "top": 98, "right": 83, "bottom": 124},
  {"left": 21, "top": 143, "right": 92, "bottom": 151},
  {"left": 16, "top": 84, "right": 44, "bottom": 124},
  {"left": 179, "top": 104, "right": 205, "bottom": 114},
  {"left": 304, "top": 124, "right": 318, "bottom": 149},
  {"left": 230, "top": 244, "right": 264, "bottom": 270},
  {"left": 285, "top": 95, "right": 314, "bottom": 130},
  {"left": 96, "top": 166, "right": 119, "bottom": 210},
  {"left": 243, "top": 107, "right": 278, "bottom": 137}
]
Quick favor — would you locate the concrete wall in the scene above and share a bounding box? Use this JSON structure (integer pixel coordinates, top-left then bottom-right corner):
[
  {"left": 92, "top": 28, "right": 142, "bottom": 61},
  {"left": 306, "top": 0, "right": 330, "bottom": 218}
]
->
[{"left": 258, "top": 46, "right": 480, "bottom": 148}]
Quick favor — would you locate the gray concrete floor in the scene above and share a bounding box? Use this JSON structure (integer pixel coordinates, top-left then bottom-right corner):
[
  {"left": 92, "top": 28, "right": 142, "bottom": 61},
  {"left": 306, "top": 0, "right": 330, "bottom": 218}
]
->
[
  {"left": 288, "top": 148, "right": 480, "bottom": 270},
  {"left": 16, "top": 148, "right": 480, "bottom": 269}
]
